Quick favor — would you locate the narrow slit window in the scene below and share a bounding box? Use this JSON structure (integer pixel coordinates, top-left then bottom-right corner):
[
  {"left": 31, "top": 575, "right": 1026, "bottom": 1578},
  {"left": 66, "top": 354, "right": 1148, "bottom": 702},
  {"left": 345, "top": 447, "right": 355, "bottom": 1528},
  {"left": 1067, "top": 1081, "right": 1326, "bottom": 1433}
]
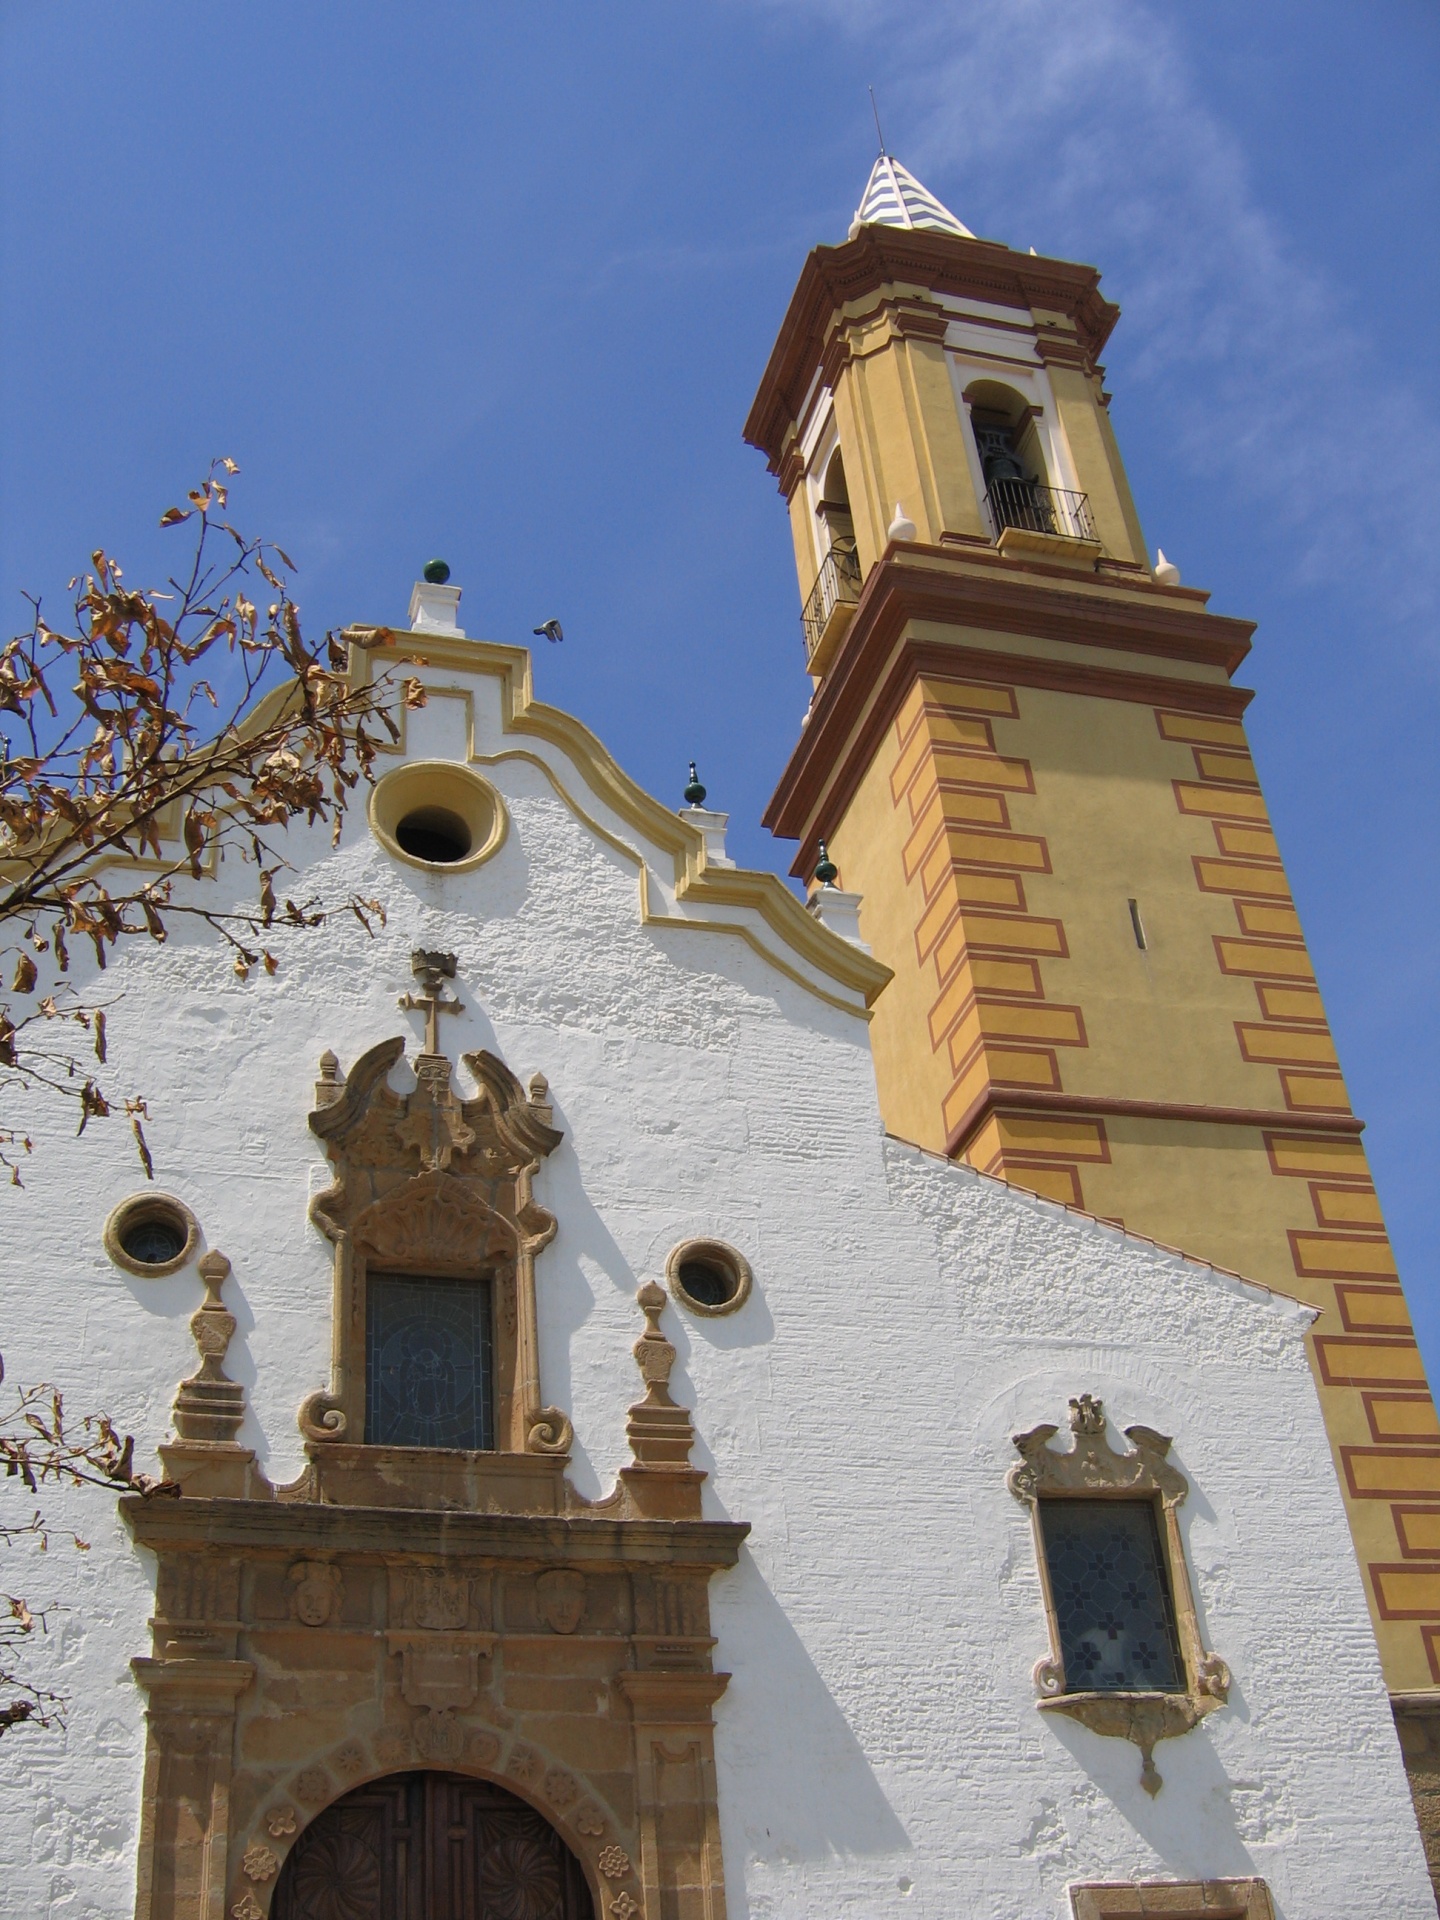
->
[
  {"left": 1038, "top": 1498, "right": 1183, "bottom": 1693},
  {"left": 1128, "top": 898, "right": 1147, "bottom": 949},
  {"left": 365, "top": 1271, "right": 494, "bottom": 1450}
]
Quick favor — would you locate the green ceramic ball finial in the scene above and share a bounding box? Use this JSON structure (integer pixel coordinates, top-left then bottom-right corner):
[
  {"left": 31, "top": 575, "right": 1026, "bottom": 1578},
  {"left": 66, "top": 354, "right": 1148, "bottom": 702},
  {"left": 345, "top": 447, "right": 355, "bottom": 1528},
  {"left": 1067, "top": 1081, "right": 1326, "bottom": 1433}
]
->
[
  {"left": 422, "top": 559, "right": 451, "bottom": 585},
  {"left": 683, "top": 761, "right": 707, "bottom": 807},
  {"left": 814, "top": 839, "right": 839, "bottom": 887}
]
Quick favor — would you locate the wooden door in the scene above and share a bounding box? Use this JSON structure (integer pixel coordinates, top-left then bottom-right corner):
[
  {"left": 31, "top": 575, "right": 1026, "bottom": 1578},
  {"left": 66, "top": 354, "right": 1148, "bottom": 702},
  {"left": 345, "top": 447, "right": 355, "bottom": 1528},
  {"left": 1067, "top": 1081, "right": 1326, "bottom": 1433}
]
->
[{"left": 272, "top": 1771, "right": 595, "bottom": 1920}]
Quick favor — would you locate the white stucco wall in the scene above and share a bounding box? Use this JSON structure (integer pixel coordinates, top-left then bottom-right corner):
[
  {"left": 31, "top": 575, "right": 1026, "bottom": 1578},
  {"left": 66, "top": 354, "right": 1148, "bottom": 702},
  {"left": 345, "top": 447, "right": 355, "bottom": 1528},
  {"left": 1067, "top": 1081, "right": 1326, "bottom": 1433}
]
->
[{"left": 0, "top": 649, "right": 1430, "bottom": 1917}]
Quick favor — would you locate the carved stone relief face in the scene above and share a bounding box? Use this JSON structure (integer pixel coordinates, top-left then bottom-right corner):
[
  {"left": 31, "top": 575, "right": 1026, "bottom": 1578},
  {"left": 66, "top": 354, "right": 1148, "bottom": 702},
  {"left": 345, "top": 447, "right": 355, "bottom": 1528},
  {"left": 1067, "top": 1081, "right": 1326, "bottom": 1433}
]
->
[
  {"left": 290, "top": 1561, "right": 342, "bottom": 1627},
  {"left": 536, "top": 1568, "right": 586, "bottom": 1634}
]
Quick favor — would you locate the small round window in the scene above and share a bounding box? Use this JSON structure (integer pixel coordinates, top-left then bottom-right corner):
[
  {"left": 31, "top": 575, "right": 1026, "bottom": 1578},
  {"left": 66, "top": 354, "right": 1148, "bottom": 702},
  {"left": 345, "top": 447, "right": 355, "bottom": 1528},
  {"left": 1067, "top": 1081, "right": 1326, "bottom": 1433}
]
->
[
  {"left": 395, "top": 805, "right": 471, "bottom": 864},
  {"left": 103, "top": 1193, "right": 199, "bottom": 1278},
  {"left": 369, "top": 761, "right": 506, "bottom": 874},
  {"left": 666, "top": 1238, "right": 752, "bottom": 1318}
]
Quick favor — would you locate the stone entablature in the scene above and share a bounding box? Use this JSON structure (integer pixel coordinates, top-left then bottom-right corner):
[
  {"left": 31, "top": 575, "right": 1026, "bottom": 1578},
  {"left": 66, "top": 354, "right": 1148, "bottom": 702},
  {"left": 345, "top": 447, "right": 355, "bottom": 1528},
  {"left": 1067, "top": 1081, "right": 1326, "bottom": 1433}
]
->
[{"left": 125, "top": 1495, "right": 744, "bottom": 1920}]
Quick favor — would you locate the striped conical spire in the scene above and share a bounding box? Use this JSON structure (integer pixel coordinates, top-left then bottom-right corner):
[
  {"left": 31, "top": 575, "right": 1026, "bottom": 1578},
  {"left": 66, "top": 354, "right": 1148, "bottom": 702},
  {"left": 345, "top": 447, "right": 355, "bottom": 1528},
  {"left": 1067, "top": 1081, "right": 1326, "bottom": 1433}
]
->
[{"left": 850, "top": 154, "right": 973, "bottom": 239}]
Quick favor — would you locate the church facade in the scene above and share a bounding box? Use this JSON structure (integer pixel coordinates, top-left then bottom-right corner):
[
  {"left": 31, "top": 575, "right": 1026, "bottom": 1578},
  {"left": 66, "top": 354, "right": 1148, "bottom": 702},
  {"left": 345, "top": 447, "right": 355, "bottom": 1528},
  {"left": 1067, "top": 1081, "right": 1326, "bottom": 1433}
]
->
[{"left": 0, "top": 161, "right": 1435, "bottom": 1918}]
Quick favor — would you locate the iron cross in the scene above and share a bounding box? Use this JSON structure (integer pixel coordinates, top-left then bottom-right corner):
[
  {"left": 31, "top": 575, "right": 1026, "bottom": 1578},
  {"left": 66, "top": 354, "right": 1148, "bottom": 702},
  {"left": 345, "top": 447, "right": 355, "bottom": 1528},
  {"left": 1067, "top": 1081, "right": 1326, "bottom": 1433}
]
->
[{"left": 399, "top": 950, "right": 463, "bottom": 1056}]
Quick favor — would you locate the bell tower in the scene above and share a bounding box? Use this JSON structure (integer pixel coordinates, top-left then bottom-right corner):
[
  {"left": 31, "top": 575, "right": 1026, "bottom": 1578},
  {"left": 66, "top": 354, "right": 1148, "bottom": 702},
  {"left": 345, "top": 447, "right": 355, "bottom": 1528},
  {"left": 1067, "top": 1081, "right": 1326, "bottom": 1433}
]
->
[{"left": 747, "top": 157, "right": 1440, "bottom": 1735}]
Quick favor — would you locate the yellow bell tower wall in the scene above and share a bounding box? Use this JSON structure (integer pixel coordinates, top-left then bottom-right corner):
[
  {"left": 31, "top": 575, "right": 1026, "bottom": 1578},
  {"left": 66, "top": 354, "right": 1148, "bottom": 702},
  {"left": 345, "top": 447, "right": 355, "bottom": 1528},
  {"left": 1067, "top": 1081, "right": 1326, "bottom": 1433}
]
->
[{"left": 750, "top": 221, "right": 1440, "bottom": 1705}]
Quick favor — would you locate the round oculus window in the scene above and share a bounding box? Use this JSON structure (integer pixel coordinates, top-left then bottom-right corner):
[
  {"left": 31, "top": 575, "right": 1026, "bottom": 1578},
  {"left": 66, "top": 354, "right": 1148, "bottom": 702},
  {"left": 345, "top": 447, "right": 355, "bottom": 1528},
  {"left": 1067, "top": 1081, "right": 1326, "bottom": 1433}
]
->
[
  {"left": 368, "top": 761, "right": 506, "bottom": 874},
  {"left": 666, "top": 1238, "right": 752, "bottom": 1318},
  {"left": 103, "top": 1193, "right": 200, "bottom": 1277},
  {"left": 394, "top": 805, "right": 471, "bottom": 864},
  {"left": 122, "top": 1217, "right": 186, "bottom": 1266}
]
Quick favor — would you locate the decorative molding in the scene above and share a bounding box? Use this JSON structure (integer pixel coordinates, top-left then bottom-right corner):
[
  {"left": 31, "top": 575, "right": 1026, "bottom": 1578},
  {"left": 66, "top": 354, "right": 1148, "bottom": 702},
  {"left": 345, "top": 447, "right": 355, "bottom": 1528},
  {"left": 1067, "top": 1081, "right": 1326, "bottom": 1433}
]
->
[
  {"left": 1009, "top": 1395, "right": 1230, "bottom": 1795},
  {"left": 330, "top": 632, "right": 893, "bottom": 1012},
  {"left": 944, "top": 1084, "right": 1365, "bottom": 1159},
  {"left": 744, "top": 226, "right": 1121, "bottom": 467},
  {"left": 121, "top": 1489, "right": 747, "bottom": 1920},
  {"left": 303, "top": 953, "right": 570, "bottom": 1473},
  {"left": 764, "top": 557, "right": 1255, "bottom": 856}
]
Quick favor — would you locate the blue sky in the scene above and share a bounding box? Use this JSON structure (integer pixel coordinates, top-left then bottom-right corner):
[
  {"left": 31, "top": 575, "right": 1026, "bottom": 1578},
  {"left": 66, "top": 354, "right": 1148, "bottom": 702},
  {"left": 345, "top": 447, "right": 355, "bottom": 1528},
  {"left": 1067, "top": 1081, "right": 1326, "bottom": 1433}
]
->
[{"left": 2, "top": 2, "right": 1437, "bottom": 1364}]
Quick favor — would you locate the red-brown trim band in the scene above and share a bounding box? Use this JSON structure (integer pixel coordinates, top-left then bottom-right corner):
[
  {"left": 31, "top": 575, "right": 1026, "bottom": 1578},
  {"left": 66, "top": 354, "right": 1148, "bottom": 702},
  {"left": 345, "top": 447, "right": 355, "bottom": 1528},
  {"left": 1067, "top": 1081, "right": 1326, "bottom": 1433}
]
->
[
  {"left": 765, "top": 555, "right": 1255, "bottom": 858},
  {"left": 944, "top": 1085, "right": 1365, "bottom": 1160}
]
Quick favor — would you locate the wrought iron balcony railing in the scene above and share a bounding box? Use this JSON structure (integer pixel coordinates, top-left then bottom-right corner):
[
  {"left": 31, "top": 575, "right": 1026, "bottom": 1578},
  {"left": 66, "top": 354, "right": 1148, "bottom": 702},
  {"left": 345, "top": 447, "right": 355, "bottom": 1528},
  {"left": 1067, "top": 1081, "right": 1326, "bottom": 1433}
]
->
[
  {"left": 801, "top": 539, "right": 863, "bottom": 664},
  {"left": 984, "top": 477, "right": 1096, "bottom": 544}
]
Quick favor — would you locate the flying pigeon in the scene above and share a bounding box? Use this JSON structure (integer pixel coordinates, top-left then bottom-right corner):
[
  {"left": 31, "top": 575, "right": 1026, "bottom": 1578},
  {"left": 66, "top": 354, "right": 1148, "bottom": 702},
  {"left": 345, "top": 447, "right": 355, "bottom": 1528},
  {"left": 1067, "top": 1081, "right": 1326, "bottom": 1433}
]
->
[{"left": 533, "top": 619, "right": 564, "bottom": 644}]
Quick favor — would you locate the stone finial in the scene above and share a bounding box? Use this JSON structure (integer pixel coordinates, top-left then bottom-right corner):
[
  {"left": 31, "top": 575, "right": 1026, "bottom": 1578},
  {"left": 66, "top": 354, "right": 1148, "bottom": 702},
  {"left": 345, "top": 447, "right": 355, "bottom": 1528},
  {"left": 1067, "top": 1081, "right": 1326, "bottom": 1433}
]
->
[
  {"left": 314, "top": 1049, "right": 343, "bottom": 1108},
  {"left": 172, "top": 1252, "right": 246, "bottom": 1444},
  {"left": 887, "top": 501, "right": 917, "bottom": 543},
  {"left": 633, "top": 1282, "right": 678, "bottom": 1401},
  {"left": 1069, "top": 1393, "right": 1105, "bottom": 1436},
  {"left": 621, "top": 1282, "right": 702, "bottom": 1519}
]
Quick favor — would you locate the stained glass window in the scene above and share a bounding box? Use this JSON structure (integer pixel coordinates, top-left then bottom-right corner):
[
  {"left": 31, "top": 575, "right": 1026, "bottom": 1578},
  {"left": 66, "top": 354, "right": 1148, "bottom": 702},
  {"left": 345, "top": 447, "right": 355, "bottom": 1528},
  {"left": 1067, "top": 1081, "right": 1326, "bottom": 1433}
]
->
[
  {"left": 366, "top": 1272, "right": 494, "bottom": 1451},
  {"left": 1039, "top": 1498, "right": 1184, "bottom": 1693}
]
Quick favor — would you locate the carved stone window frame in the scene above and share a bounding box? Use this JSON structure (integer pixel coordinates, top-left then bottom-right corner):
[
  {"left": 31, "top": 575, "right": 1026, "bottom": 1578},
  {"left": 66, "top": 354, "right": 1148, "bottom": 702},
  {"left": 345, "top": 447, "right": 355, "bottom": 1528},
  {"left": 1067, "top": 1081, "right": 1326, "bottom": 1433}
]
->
[
  {"left": 301, "top": 965, "right": 570, "bottom": 1493},
  {"left": 1008, "top": 1394, "right": 1230, "bottom": 1795},
  {"left": 1068, "top": 1879, "right": 1274, "bottom": 1919}
]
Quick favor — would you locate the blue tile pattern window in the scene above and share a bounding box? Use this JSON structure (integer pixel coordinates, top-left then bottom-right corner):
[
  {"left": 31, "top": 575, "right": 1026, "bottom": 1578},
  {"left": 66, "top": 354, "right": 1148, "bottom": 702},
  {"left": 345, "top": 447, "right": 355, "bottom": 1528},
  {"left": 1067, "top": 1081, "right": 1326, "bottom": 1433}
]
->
[
  {"left": 366, "top": 1271, "right": 493, "bottom": 1450},
  {"left": 1039, "top": 1498, "right": 1184, "bottom": 1693}
]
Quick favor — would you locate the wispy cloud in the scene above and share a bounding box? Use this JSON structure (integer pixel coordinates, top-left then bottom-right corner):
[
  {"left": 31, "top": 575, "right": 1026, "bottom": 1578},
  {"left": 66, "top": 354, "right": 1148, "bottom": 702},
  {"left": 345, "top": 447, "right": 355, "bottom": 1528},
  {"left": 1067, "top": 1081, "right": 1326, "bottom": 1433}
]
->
[{"left": 759, "top": 0, "right": 1439, "bottom": 644}]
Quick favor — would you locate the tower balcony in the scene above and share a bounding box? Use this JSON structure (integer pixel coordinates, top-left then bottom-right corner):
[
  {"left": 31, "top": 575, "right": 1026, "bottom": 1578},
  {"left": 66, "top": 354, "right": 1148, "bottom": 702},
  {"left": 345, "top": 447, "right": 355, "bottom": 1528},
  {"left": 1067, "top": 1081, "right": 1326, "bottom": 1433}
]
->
[
  {"left": 985, "top": 478, "right": 1102, "bottom": 568},
  {"left": 801, "top": 539, "right": 863, "bottom": 673}
]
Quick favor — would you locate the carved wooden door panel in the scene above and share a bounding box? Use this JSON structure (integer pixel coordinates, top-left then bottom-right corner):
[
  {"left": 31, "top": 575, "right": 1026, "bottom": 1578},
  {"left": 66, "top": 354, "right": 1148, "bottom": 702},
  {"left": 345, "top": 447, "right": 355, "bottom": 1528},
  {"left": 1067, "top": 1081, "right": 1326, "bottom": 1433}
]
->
[{"left": 273, "top": 1772, "right": 593, "bottom": 1920}]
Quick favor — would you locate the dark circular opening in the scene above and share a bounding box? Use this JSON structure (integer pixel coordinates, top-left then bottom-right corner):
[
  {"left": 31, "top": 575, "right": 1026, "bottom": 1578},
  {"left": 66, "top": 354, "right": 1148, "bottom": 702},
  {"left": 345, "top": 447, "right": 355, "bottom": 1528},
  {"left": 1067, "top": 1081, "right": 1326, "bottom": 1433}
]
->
[
  {"left": 395, "top": 806, "right": 472, "bottom": 865},
  {"left": 676, "top": 1259, "right": 737, "bottom": 1309},
  {"left": 120, "top": 1214, "right": 187, "bottom": 1267}
]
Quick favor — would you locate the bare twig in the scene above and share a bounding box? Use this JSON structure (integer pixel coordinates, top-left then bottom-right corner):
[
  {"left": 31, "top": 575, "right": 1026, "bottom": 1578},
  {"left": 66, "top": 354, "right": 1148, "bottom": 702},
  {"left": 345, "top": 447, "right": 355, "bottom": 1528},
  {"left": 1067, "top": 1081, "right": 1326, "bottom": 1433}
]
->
[{"left": 0, "top": 462, "right": 424, "bottom": 1172}]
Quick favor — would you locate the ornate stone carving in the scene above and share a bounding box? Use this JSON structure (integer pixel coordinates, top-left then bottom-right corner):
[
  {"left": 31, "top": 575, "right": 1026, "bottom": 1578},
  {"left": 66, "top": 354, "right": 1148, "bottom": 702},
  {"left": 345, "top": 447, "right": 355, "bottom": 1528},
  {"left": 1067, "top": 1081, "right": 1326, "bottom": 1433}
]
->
[
  {"left": 373, "top": 1724, "right": 413, "bottom": 1767},
  {"left": 406, "top": 1569, "right": 471, "bottom": 1631},
  {"left": 294, "top": 1767, "right": 331, "bottom": 1804},
  {"left": 171, "top": 1252, "right": 246, "bottom": 1444},
  {"left": 290, "top": 1560, "right": 343, "bottom": 1626},
  {"left": 242, "top": 1843, "right": 279, "bottom": 1882},
  {"left": 543, "top": 1766, "right": 579, "bottom": 1808},
  {"left": 414, "top": 1706, "right": 466, "bottom": 1761},
  {"left": 536, "top": 1569, "right": 586, "bottom": 1634},
  {"left": 297, "top": 1388, "right": 347, "bottom": 1444},
  {"left": 597, "top": 1846, "right": 632, "bottom": 1880},
  {"left": 1009, "top": 1394, "right": 1230, "bottom": 1795},
  {"left": 303, "top": 954, "right": 570, "bottom": 1468},
  {"left": 620, "top": 1283, "right": 703, "bottom": 1520},
  {"left": 266, "top": 1806, "right": 298, "bottom": 1839}
]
